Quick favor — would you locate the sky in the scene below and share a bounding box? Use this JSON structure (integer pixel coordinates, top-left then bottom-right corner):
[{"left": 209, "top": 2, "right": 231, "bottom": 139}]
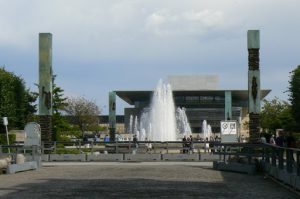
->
[{"left": 0, "top": 0, "right": 299, "bottom": 114}]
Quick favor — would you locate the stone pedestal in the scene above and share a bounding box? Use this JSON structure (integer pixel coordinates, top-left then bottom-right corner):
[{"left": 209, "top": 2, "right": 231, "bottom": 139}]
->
[
  {"left": 39, "top": 115, "right": 52, "bottom": 142},
  {"left": 249, "top": 113, "right": 260, "bottom": 143}
]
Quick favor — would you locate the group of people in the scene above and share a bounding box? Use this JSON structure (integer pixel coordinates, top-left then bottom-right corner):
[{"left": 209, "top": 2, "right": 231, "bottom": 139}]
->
[
  {"left": 261, "top": 130, "right": 297, "bottom": 148},
  {"left": 182, "top": 135, "right": 194, "bottom": 154}
]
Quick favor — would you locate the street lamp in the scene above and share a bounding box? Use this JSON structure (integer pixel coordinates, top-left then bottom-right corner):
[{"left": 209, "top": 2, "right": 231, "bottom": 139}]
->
[{"left": 3, "top": 117, "right": 10, "bottom": 153}]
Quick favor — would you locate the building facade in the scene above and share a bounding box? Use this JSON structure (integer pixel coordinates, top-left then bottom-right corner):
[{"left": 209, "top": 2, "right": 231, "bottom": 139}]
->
[{"left": 112, "top": 75, "right": 271, "bottom": 136}]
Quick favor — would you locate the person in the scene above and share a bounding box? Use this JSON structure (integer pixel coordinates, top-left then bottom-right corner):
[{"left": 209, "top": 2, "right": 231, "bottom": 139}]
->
[
  {"left": 189, "top": 135, "right": 194, "bottom": 154},
  {"left": 269, "top": 135, "right": 276, "bottom": 145},
  {"left": 83, "top": 135, "right": 88, "bottom": 142},
  {"left": 275, "top": 130, "right": 285, "bottom": 147},
  {"left": 104, "top": 135, "right": 110, "bottom": 142},
  {"left": 182, "top": 135, "right": 187, "bottom": 154},
  {"left": 186, "top": 137, "right": 191, "bottom": 154},
  {"left": 260, "top": 134, "right": 267, "bottom": 143},
  {"left": 286, "top": 132, "right": 296, "bottom": 148},
  {"left": 145, "top": 138, "right": 152, "bottom": 153},
  {"left": 133, "top": 135, "right": 138, "bottom": 149},
  {"left": 204, "top": 137, "right": 210, "bottom": 153}
]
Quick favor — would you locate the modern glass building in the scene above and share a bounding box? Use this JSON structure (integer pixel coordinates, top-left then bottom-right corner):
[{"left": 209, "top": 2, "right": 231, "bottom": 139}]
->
[{"left": 112, "top": 75, "right": 271, "bottom": 134}]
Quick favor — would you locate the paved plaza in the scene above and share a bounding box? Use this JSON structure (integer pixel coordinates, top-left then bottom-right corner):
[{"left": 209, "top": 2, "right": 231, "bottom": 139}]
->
[{"left": 0, "top": 162, "right": 298, "bottom": 199}]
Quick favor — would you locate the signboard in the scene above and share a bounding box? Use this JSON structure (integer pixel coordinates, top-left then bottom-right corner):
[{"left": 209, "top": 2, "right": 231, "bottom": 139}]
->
[
  {"left": 221, "top": 121, "right": 237, "bottom": 135},
  {"left": 24, "top": 122, "right": 41, "bottom": 146},
  {"left": 220, "top": 120, "right": 238, "bottom": 143}
]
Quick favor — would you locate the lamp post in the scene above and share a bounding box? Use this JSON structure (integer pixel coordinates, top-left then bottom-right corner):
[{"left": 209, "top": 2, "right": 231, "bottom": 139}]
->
[{"left": 3, "top": 117, "right": 10, "bottom": 153}]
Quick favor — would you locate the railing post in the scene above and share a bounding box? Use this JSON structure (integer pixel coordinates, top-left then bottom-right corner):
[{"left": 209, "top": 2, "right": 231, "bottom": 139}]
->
[
  {"left": 166, "top": 142, "right": 169, "bottom": 154},
  {"left": 129, "top": 140, "right": 132, "bottom": 153},
  {"left": 265, "top": 146, "right": 270, "bottom": 163},
  {"left": 247, "top": 147, "right": 252, "bottom": 164},
  {"left": 271, "top": 147, "right": 276, "bottom": 166},
  {"left": 54, "top": 141, "right": 57, "bottom": 154},
  {"left": 91, "top": 141, "right": 94, "bottom": 154},
  {"left": 116, "top": 141, "right": 119, "bottom": 154},
  {"left": 223, "top": 145, "right": 226, "bottom": 162},
  {"left": 41, "top": 141, "right": 44, "bottom": 154},
  {"left": 278, "top": 148, "right": 284, "bottom": 169},
  {"left": 79, "top": 141, "right": 81, "bottom": 153},
  {"left": 286, "top": 149, "right": 293, "bottom": 173},
  {"left": 297, "top": 151, "right": 300, "bottom": 176}
]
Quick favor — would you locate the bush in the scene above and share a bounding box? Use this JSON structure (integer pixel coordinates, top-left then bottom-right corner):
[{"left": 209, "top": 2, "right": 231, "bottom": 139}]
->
[{"left": 0, "top": 134, "right": 16, "bottom": 145}]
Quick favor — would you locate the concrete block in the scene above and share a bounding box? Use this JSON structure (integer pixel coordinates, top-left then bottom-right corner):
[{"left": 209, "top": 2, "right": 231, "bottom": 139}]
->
[
  {"left": 200, "top": 154, "right": 219, "bottom": 161},
  {"left": 42, "top": 154, "right": 49, "bottom": 162},
  {"left": 162, "top": 154, "right": 199, "bottom": 161},
  {"left": 49, "top": 154, "right": 86, "bottom": 162},
  {"left": 7, "top": 161, "right": 38, "bottom": 174},
  {"left": 124, "top": 154, "right": 161, "bottom": 161},
  {"left": 87, "top": 154, "right": 123, "bottom": 161}
]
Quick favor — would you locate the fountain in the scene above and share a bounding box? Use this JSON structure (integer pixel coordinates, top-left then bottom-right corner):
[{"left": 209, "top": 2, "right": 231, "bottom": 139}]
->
[
  {"left": 202, "top": 120, "right": 213, "bottom": 140},
  {"left": 134, "top": 80, "right": 192, "bottom": 141},
  {"left": 149, "top": 80, "right": 177, "bottom": 141},
  {"left": 176, "top": 107, "right": 192, "bottom": 137}
]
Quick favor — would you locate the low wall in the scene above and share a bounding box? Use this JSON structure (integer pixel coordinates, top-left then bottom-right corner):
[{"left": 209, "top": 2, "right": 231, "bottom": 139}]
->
[
  {"left": 87, "top": 154, "right": 123, "bottom": 161},
  {"left": 124, "top": 154, "right": 161, "bottom": 161},
  {"left": 49, "top": 154, "right": 86, "bottom": 162},
  {"left": 162, "top": 154, "right": 199, "bottom": 161},
  {"left": 200, "top": 154, "right": 220, "bottom": 161}
]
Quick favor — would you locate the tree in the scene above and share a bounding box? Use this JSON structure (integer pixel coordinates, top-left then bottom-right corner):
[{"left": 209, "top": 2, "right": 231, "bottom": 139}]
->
[
  {"left": 0, "top": 67, "right": 37, "bottom": 131},
  {"left": 64, "top": 96, "right": 100, "bottom": 138},
  {"left": 260, "top": 98, "right": 296, "bottom": 133},
  {"left": 52, "top": 75, "right": 69, "bottom": 140},
  {"left": 288, "top": 65, "right": 300, "bottom": 131}
]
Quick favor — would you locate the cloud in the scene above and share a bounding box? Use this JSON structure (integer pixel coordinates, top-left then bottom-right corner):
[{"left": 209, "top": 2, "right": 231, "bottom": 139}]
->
[{"left": 145, "top": 9, "right": 225, "bottom": 37}]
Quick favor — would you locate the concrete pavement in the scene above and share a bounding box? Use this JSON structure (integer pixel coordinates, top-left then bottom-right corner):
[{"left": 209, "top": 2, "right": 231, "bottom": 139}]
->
[{"left": 0, "top": 162, "right": 298, "bottom": 198}]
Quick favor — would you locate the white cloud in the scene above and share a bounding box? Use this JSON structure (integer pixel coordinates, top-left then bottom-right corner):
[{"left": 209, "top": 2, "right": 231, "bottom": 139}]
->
[{"left": 145, "top": 9, "right": 225, "bottom": 37}]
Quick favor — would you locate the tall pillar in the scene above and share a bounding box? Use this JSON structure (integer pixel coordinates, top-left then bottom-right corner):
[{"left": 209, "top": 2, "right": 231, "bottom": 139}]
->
[
  {"left": 247, "top": 30, "right": 261, "bottom": 143},
  {"left": 39, "top": 33, "right": 53, "bottom": 142},
  {"left": 109, "top": 91, "right": 116, "bottom": 141},
  {"left": 224, "top": 91, "right": 232, "bottom": 120}
]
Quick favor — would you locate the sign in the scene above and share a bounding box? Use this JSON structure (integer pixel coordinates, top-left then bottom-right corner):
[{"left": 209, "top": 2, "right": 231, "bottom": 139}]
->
[
  {"left": 3, "top": 117, "right": 8, "bottom": 126},
  {"left": 24, "top": 122, "right": 41, "bottom": 146},
  {"left": 221, "top": 121, "right": 237, "bottom": 135}
]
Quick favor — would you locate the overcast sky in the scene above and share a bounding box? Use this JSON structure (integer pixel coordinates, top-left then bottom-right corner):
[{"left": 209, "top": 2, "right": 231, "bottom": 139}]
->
[{"left": 1, "top": 0, "right": 299, "bottom": 114}]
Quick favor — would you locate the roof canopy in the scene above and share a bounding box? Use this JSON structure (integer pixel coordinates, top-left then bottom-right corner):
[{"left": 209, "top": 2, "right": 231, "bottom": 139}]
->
[{"left": 115, "top": 90, "right": 271, "bottom": 105}]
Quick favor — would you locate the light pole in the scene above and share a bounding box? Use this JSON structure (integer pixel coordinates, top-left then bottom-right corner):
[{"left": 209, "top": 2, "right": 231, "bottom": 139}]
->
[{"left": 3, "top": 117, "right": 10, "bottom": 153}]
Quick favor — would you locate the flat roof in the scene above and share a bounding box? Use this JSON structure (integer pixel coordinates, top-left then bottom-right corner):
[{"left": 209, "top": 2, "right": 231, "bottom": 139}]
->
[{"left": 115, "top": 90, "right": 271, "bottom": 105}]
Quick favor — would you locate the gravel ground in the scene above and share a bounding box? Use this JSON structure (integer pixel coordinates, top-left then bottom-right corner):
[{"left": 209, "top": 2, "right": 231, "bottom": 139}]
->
[{"left": 0, "top": 162, "right": 298, "bottom": 199}]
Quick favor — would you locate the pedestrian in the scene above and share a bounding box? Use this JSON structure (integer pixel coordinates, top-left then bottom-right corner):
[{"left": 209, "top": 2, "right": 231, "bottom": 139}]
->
[
  {"left": 275, "top": 130, "right": 284, "bottom": 147},
  {"left": 133, "top": 135, "right": 138, "bottom": 149},
  {"left": 269, "top": 135, "right": 276, "bottom": 145},
  {"left": 286, "top": 132, "right": 296, "bottom": 148},
  {"left": 145, "top": 138, "right": 152, "bottom": 153},
  {"left": 104, "top": 135, "right": 110, "bottom": 142},
  {"left": 189, "top": 135, "right": 194, "bottom": 153},
  {"left": 182, "top": 135, "right": 187, "bottom": 154}
]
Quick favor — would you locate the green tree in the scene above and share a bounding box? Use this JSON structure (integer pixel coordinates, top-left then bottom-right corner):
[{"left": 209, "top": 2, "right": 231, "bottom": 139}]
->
[
  {"left": 0, "top": 67, "right": 37, "bottom": 131},
  {"left": 288, "top": 65, "right": 300, "bottom": 131},
  {"left": 64, "top": 96, "right": 100, "bottom": 138},
  {"left": 260, "top": 98, "right": 296, "bottom": 133},
  {"left": 52, "top": 75, "right": 70, "bottom": 141}
]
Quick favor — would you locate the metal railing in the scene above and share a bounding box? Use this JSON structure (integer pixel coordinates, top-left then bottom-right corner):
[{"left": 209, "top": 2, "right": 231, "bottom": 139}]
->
[
  {"left": 39, "top": 140, "right": 218, "bottom": 155},
  {"left": 213, "top": 142, "right": 300, "bottom": 177}
]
